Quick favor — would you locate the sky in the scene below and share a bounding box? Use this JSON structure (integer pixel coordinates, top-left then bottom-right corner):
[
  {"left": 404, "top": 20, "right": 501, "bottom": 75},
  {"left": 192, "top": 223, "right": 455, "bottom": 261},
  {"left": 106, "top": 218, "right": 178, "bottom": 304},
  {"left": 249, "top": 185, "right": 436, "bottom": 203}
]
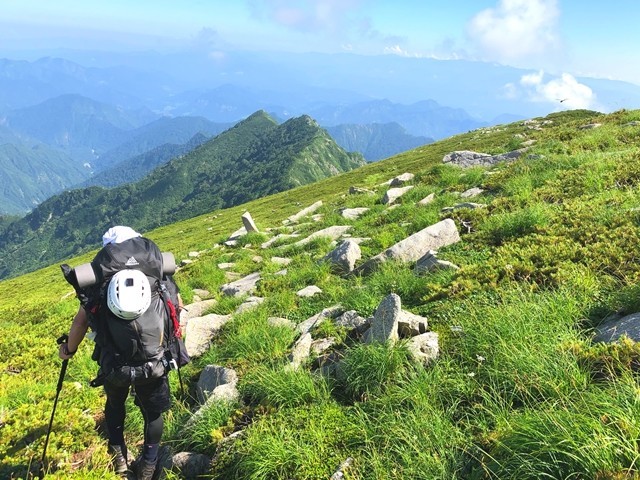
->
[{"left": 1, "top": 0, "right": 639, "bottom": 109}]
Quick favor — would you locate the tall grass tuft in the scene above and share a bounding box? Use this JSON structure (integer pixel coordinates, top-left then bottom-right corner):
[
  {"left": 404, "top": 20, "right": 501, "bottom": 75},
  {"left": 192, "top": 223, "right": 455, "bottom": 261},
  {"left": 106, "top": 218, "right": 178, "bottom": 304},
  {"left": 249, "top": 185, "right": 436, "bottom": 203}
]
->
[{"left": 242, "top": 365, "right": 332, "bottom": 408}]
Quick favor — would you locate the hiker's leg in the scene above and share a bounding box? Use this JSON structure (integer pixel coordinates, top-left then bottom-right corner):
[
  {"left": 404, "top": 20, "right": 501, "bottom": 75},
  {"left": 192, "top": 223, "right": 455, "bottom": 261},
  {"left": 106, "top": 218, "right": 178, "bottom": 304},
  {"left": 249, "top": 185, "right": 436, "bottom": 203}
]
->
[
  {"left": 104, "top": 382, "right": 130, "bottom": 475},
  {"left": 134, "top": 376, "right": 171, "bottom": 461},
  {"left": 104, "top": 381, "right": 129, "bottom": 445}
]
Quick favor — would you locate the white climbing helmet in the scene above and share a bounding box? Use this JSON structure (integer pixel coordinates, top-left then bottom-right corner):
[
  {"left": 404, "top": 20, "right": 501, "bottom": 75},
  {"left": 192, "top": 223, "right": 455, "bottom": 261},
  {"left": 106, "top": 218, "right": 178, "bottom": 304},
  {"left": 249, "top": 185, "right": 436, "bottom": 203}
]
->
[{"left": 107, "top": 269, "right": 151, "bottom": 320}]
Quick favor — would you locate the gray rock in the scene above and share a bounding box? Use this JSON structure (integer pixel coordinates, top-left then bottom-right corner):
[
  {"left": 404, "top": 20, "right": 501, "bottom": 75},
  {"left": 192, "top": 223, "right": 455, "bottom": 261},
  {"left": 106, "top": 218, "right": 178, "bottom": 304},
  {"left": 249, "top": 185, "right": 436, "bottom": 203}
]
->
[
  {"left": 593, "top": 312, "right": 640, "bottom": 343},
  {"left": 227, "top": 226, "right": 247, "bottom": 241},
  {"left": 417, "top": 193, "right": 435, "bottom": 206},
  {"left": 261, "top": 233, "right": 300, "bottom": 249},
  {"left": 382, "top": 186, "right": 414, "bottom": 205},
  {"left": 357, "top": 219, "right": 460, "bottom": 275},
  {"left": 241, "top": 211, "right": 259, "bottom": 233},
  {"left": 398, "top": 310, "right": 429, "bottom": 338},
  {"left": 340, "top": 207, "right": 370, "bottom": 220},
  {"left": 297, "top": 306, "right": 344, "bottom": 335},
  {"left": 180, "top": 299, "right": 218, "bottom": 330},
  {"left": 284, "top": 201, "right": 323, "bottom": 224},
  {"left": 311, "top": 337, "right": 337, "bottom": 355},
  {"left": 443, "top": 149, "right": 528, "bottom": 168},
  {"left": 323, "top": 239, "right": 361, "bottom": 274},
  {"left": 460, "top": 187, "right": 484, "bottom": 198},
  {"left": 185, "top": 314, "right": 232, "bottom": 358},
  {"left": 335, "top": 310, "right": 371, "bottom": 334},
  {"left": 270, "top": 256, "right": 292, "bottom": 266},
  {"left": 441, "top": 202, "right": 487, "bottom": 213},
  {"left": 197, "top": 365, "right": 238, "bottom": 405},
  {"left": 407, "top": 332, "right": 440, "bottom": 365},
  {"left": 349, "top": 186, "right": 375, "bottom": 195},
  {"left": 220, "top": 272, "right": 261, "bottom": 297},
  {"left": 368, "top": 293, "right": 401, "bottom": 344},
  {"left": 268, "top": 317, "right": 296, "bottom": 329},
  {"left": 235, "top": 296, "right": 265, "bottom": 314},
  {"left": 288, "top": 333, "right": 313, "bottom": 368},
  {"left": 297, "top": 285, "right": 323, "bottom": 297},
  {"left": 172, "top": 452, "right": 212, "bottom": 480},
  {"left": 415, "top": 250, "right": 460, "bottom": 274},
  {"left": 389, "top": 173, "right": 415, "bottom": 187},
  {"left": 292, "top": 226, "right": 352, "bottom": 248}
]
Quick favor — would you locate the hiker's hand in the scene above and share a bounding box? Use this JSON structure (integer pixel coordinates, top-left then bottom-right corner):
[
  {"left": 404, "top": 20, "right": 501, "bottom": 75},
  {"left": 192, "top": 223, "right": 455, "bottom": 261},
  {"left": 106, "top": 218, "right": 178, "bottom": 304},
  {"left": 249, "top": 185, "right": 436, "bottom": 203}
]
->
[{"left": 58, "top": 342, "right": 76, "bottom": 360}]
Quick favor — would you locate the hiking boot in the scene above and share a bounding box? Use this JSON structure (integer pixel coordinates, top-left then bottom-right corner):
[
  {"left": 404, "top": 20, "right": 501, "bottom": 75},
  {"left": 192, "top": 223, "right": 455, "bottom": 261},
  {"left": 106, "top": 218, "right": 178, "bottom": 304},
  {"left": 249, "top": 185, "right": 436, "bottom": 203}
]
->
[
  {"left": 107, "top": 444, "right": 128, "bottom": 476},
  {"left": 132, "top": 456, "right": 158, "bottom": 480}
]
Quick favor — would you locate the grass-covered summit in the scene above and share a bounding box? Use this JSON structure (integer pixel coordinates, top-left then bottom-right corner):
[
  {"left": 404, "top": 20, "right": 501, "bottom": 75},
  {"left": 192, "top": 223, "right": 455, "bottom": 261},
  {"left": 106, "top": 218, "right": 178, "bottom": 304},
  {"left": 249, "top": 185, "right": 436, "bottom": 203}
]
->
[{"left": 3, "top": 108, "right": 640, "bottom": 479}]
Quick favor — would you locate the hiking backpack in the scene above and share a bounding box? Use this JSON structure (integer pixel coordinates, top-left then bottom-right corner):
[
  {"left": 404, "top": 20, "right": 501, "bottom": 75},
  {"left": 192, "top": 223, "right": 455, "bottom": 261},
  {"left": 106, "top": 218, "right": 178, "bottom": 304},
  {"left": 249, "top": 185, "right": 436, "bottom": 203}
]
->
[{"left": 61, "top": 236, "right": 187, "bottom": 387}]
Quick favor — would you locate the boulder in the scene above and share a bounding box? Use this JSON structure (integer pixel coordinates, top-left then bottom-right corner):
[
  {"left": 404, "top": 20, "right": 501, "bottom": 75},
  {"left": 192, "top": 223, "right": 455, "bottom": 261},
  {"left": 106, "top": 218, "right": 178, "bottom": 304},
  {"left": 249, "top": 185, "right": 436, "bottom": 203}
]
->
[
  {"left": 196, "top": 365, "right": 238, "bottom": 404},
  {"left": 382, "top": 186, "right": 414, "bottom": 205},
  {"left": 415, "top": 250, "right": 460, "bottom": 274},
  {"left": 460, "top": 187, "right": 484, "bottom": 198},
  {"left": 368, "top": 293, "right": 402, "bottom": 344},
  {"left": 397, "top": 310, "right": 429, "bottom": 338},
  {"left": 349, "top": 186, "right": 375, "bottom": 195},
  {"left": 185, "top": 314, "right": 232, "bottom": 358},
  {"left": 220, "top": 272, "right": 261, "bottom": 297},
  {"left": 335, "top": 310, "right": 371, "bottom": 335},
  {"left": 172, "top": 452, "right": 212, "bottom": 480},
  {"left": 443, "top": 149, "right": 527, "bottom": 168},
  {"left": 293, "top": 226, "right": 352, "bottom": 248},
  {"left": 323, "top": 239, "right": 361, "bottom": 274},
  {"left": 298, "top": 306, "right": 344, "bottom": 335},
  {"left": 288, "top": 333, "right": 313, "bottom": 369},
  {"left": 417, "top": 193, "right": 435, "bottom": 206},
  {"left": 357, "top": 219, "right": 460, "bottom": 275},
  {"left": 389, "top": 172, "right": 415, "bottom": 187},
  {"left": 241, "top": 211, "right": 259, "bottom": 233},
  {"left": 340, "top": 207, "right": 370, "bottom": 220},
  {"left": 297, "top": 285, "right": 323, "bottom": 297},
  {"left": 593, "top": 312, "right": 640, "bottom": 343},
  {"left": 284, "top": 201, "right": 323, "bottom": 224},
  {"left": 407, "top": 332, "right": 439, "bottom": 365}
]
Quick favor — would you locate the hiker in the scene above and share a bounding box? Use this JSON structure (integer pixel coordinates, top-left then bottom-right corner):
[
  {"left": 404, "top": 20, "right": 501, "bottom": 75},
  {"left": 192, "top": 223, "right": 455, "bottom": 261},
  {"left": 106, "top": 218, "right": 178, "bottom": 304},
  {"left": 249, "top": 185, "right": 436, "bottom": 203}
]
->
[{"left": 59, "top": 226, "right": 183, "bottom": 479}]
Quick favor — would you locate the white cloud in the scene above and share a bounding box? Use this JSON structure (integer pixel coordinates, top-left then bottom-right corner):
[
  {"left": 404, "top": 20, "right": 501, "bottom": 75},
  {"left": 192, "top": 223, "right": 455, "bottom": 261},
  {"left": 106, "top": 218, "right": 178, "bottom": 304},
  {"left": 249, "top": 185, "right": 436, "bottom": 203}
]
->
[
  {"left": 509, "top": 70, "right": 596, "bottom": 109},
  {"left": 248, "top": 0, "right": 363, "bottom": 33},
  {"left": 467, "top": 0, "right": 559, "bottom": 62}
]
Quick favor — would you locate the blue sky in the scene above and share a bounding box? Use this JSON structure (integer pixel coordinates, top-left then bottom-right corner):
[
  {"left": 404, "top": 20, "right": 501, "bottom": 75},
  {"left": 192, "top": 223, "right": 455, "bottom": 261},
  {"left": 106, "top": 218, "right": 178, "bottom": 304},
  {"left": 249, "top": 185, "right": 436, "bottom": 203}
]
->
[{"left": 1, "top": 0, "right": 639, "bottom": 88}]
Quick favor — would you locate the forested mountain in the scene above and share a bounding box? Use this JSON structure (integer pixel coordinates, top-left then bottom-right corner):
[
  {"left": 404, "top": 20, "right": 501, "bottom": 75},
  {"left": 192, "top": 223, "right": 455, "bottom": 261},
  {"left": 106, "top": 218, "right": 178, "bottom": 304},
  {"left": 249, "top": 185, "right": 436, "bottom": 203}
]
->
[
  {"left": 89, "top": 115, "right": 230, "bottom": 173},
  {"left": 81, "top": 132, "right": 211, "bottom": 187},
  {"left": 0, "top": 111, "right": 365, "bottom": 279},
  {"left": 0, "top": 126, "right": 88, "bottom": 214},
  {"left": 3, "top": 93, "right": 158, "bottom": 164},
  {"left": 326, "top": 122, "right": 433, "bottom": 161}
]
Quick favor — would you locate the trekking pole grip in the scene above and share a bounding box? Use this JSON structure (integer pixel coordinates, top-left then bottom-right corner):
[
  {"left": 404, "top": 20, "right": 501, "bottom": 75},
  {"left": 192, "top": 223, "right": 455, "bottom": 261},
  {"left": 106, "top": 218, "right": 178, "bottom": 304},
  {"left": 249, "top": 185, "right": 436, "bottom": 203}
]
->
[{"left": 57, "top": 334, "right": 69, "bottom": 345}]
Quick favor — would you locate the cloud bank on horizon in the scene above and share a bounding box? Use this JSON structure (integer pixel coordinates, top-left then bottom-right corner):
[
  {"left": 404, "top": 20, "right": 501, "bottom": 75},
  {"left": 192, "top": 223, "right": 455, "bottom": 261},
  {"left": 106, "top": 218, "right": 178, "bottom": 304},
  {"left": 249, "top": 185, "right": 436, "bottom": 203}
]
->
[{"left": 2, "top": 0, "right": 637, "bottom": 112}]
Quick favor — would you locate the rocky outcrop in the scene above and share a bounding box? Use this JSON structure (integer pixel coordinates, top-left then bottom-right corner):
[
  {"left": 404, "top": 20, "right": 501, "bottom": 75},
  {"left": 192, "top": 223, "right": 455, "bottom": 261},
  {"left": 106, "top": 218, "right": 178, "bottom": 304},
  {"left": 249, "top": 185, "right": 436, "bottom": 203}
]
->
[
  {"left": 322, "top": 239, "right": 361, "bottom": 274},
  {"left": 356, "top": 218, "right": 461, "bottom": 275}
]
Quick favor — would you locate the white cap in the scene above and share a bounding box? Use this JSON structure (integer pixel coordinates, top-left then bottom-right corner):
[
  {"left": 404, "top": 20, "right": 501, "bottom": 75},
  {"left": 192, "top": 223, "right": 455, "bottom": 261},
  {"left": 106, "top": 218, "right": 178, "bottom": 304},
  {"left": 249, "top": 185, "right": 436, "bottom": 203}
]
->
[{"left": 102, "top": 226, "right": 141, "bottom": 247}]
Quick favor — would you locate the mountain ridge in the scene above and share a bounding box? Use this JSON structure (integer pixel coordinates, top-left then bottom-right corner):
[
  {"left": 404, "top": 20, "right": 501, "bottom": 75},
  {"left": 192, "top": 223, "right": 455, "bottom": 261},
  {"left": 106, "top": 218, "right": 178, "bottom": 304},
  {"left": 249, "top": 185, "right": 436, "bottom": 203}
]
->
[{"left": 0, "top": 110, "right": 365, "bottom": 279}]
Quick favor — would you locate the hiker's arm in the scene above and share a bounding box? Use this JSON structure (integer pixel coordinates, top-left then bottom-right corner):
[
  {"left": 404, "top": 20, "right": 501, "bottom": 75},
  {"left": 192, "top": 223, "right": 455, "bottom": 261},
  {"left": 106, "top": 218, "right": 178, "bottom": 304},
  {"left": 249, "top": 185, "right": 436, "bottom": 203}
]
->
[{"left": 59, "top": 307, "right": 89, "bottom": 359}]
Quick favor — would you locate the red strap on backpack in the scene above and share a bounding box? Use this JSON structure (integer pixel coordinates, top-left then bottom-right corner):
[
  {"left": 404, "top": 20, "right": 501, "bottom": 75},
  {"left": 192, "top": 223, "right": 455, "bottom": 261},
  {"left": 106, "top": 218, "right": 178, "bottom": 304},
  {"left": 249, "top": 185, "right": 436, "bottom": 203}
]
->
[{"left": 165, "top": 298, "right": 182, "bottom": 338}]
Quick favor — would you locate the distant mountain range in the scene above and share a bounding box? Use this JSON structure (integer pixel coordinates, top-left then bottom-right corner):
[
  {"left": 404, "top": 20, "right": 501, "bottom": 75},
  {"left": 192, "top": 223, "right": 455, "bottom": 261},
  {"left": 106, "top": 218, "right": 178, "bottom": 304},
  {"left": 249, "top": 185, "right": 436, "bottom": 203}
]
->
[
  {"left": 0, "top": 111, "right": 365, "bottom": 279},
  {"left": 2, "top": 49, "right": 639, "bottom": 216}
]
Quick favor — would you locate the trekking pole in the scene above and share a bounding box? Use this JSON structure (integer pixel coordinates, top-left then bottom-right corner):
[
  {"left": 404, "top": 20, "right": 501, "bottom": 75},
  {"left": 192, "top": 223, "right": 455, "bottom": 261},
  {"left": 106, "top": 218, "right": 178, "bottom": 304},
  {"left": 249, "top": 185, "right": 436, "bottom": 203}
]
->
[{"left": 40, "top": 334, "right": 69, "bottom": 477}]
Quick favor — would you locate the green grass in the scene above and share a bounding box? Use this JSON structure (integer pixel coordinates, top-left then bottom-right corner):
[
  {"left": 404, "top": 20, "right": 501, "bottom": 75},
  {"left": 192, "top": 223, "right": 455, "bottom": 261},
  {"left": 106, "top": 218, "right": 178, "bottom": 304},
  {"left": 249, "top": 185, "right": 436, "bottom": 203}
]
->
[{"left": 8, "top": 108, "right": 640, "bottom": 478}]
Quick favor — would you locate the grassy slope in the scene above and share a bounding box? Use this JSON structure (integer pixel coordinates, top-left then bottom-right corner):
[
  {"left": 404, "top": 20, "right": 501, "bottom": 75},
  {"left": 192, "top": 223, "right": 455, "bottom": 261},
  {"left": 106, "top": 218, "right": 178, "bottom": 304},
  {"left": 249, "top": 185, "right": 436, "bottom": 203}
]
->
[{"left": 4, "top": 108, "right": 640, "bottom": 478}]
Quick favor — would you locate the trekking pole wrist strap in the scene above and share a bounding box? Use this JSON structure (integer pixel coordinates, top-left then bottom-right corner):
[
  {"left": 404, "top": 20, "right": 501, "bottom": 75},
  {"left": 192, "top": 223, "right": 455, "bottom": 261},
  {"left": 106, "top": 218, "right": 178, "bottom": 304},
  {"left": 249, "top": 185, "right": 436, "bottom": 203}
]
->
[{"left": 62, "top": 343, "right": 77, "bottom": 356}]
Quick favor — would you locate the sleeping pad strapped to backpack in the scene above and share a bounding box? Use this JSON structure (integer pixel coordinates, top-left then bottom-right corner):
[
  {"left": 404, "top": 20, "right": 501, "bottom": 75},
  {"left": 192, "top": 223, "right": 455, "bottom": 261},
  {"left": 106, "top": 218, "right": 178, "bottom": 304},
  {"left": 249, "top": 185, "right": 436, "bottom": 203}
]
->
[{"left": 69, "top": 236, "right": 184, "bottom": 387}]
